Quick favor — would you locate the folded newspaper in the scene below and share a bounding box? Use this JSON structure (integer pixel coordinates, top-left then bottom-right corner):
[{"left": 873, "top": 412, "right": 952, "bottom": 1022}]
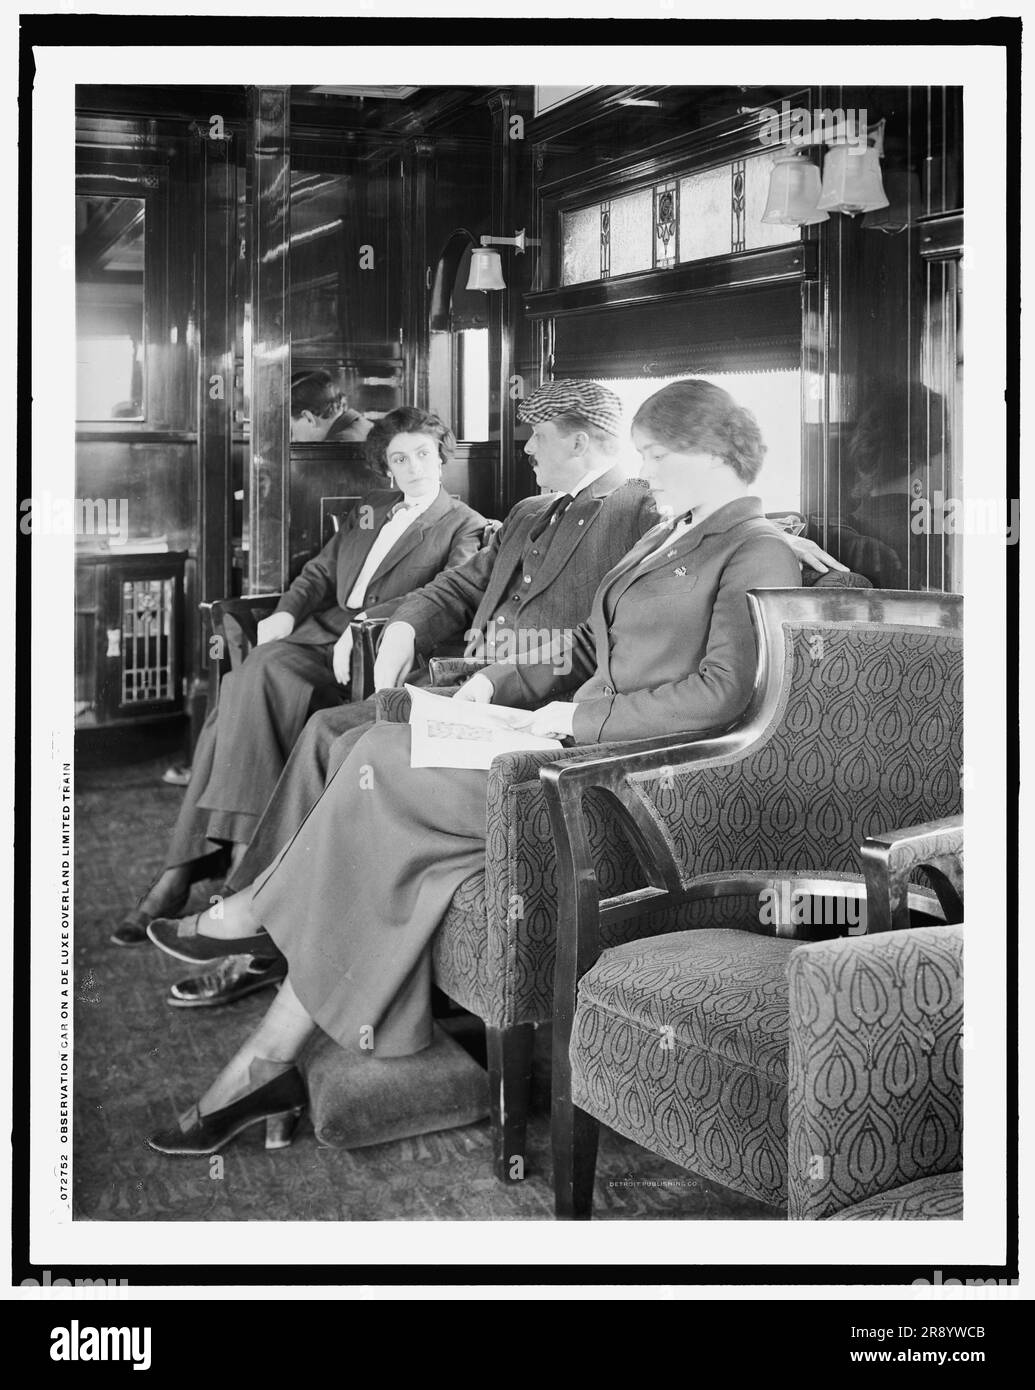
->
[{"left": 406, "top": 684, "right": 563, "bottom": 770}]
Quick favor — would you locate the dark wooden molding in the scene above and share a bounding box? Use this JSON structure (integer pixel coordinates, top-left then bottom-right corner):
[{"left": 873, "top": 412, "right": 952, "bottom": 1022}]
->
[
  {"left": 76, "top": 429, "right": 199, "bottom": 444},
  {"left": 917, "top": 212, "right": 964, "bottom": 260},
  {"left": 524, "top": 243, "right": 815, "bottom": 319},
  {"left": 247, "top": 86, "right": 291, "bottom": 595},
  {"left": 534, "top": 87, "right": 813, "bottom": 203},
  {"left": 195, "top": 128, "right": 236, "bottom": 621}
]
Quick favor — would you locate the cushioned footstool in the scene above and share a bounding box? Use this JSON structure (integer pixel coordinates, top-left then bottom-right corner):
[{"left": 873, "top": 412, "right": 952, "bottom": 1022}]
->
[{"left": 301, "top": 1026, "right": 490, "bottom": 1149}]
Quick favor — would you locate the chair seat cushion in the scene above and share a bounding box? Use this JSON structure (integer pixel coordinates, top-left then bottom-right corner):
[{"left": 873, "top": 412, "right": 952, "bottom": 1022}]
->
[
  {"left": 301, "top": 1024, "right": 489, "bottom": 1149},
  {"left": 571, "top": 929, "right": 796, "bottom": 1207},
  {"left": 824, "top": 1170, "right": 963, "bottom": 1220}
]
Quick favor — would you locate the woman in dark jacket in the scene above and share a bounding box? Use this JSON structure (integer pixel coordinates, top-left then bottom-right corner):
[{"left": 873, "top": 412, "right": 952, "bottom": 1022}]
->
[
  {"left": 144, "top": 380, "right": 802, "bottom": 1153},
  {"left": 113, "top": 407, "right": 486, "bottom": 945}
]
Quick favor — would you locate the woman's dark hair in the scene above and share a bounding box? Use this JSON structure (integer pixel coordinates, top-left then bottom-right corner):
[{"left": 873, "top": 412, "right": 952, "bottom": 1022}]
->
[
  {"left": 290, "top": 369, "right": 343, "bottom": 419},
  {"left": 632, "top": 379, "right": 766, "bottom": 484},
  {"left": 365, "top": 406, "right": 456, "bottom": 473}
]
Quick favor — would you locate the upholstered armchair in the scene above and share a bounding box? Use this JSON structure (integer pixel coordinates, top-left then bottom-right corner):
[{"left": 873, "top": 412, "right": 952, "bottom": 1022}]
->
[
  {"left": 544, "top": 817, "right": 963, "bottom": 1220},
  {"left": 375, "top": 587, "right": 962, "bottom": 1181},
  {"left": 539, "top": 586, "right": 962, "bottom": 1217}
]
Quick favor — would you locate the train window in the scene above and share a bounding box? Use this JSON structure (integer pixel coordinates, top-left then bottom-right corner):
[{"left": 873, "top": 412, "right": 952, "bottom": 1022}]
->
[
  {"left": 429, "top": 236, "right": 490, "bottom": 442},
  {"left": 592, "top": 372, "right": 802, "bottom": 513},
  {"left": 560, "top": 153, "right": 798, "bottom": 288},
  {"left": 75, "top": 195, "right": 146, "bottom": 421},
  {"left": 456, "top": 328, "right": 489, "bottom": 442}
]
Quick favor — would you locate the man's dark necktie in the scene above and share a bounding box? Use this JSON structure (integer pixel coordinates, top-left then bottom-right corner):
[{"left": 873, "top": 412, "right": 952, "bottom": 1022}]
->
[{"left": 528, "top": 491, "right": 575, "bottom": 543}]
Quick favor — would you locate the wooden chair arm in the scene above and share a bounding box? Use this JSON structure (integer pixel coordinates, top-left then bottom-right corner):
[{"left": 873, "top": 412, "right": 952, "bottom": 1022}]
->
[
  {"left": 860, "top": 816, "right": 964, "bottom": 934},
  {"left": 348, "top": 617, "right": 389, "bottom": 701},
  {"left": 210, "top": 594, "right": 284, "bottom": 661}
]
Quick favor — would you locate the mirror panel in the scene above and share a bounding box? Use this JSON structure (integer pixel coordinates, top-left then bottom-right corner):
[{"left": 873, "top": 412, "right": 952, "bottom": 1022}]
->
[{"left": 76, "top": 194, "right": 146, "bottom": 421}]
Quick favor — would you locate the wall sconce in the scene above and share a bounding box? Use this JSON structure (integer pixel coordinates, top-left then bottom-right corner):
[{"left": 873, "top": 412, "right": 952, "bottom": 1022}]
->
[
  {"left": 466, "top": 228, "right": 541, "bottom": 292},
  {"left": 761, "top": 151, "right": 829, "bottom": 226},
  {"left": 759, "top": 118, "right": 890, "bottom": 227},
  {"left": 817, "top": 119, "right": 889, "bottom": 217}
]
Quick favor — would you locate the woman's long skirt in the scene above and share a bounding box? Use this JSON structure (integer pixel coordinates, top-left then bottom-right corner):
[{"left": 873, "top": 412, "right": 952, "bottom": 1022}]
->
[{"left": 251, "top": 720, "right": 489, "bottom": 1058}]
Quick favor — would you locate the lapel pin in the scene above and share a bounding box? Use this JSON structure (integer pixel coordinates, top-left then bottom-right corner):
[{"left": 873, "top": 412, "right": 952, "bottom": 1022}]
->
[
  {"left": 674, "top": 566, "right": 687, "bottom": 577},
  {"left": 578, "top": 519, "right": 584, "bottom": 526}
]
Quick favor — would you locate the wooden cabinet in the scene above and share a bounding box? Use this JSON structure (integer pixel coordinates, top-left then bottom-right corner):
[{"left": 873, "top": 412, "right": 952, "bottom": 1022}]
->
[{"left": 75, "top": 551, "right": 187, "bottom": 729}]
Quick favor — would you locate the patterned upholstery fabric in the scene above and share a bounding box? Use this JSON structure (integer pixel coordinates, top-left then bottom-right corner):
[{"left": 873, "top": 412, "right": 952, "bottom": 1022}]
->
[
  {"left": 825, "top": 1171, "right": 962, "bottom": 1220},
  {"left": 787, "top": 924, "right": 963, "bottom": 1220},
  {"left": 628, "top": 625, "right": 962, "bottom": 887},
  {"left": 570, "top": 930, "right": 796, "bottom": 1208},
  {"left": 567, "top": 922, "right": 962, "bottom": 1218},
  {"left": 379, "top": 624, "right": 962, "bottom": 1033},
  {"left": 376, "top": 688, "right": 412, "bottom": 723}
]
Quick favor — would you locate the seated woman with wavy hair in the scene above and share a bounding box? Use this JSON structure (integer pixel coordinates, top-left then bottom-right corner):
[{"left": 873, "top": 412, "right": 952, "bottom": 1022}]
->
[
  {"left": 113, "top": 407, "right": 486, "bottom": 946},
  {"left": 144, "top": 379, "right": 802, "bottom": 1155}
]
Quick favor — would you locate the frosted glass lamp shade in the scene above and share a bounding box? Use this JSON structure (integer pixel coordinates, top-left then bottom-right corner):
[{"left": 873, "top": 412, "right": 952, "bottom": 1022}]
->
[
  {"left": 466, "top": 248, "right": 506, "bottom": 292},
  {"left": 817, "top": 143, "right": 890, "bottom": 216},
  {"left": 761, "top": 154, "right": 829, "bottom": 226}
]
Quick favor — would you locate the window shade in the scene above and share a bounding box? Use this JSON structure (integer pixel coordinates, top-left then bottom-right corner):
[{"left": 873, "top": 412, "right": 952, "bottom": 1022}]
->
[{"left": 551, "top": 283, "right": 802, "bottom": 378}]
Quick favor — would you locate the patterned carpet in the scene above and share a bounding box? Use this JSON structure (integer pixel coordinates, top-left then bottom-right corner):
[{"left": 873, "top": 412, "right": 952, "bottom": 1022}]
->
[{"left": 73, "top": 743, "right": 783, "bottom": 1223}]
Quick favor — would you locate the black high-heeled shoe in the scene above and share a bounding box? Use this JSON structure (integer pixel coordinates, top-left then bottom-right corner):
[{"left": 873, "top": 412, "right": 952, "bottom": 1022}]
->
[
  {"left": 147, "top": 912, "right": 271, "bottom": 964},
  {"left": 146, "top": 1066, "right": 307, "bottom": 1157},
  {"left": 110, "top": 882, "right": 190, "bottom": 948}
]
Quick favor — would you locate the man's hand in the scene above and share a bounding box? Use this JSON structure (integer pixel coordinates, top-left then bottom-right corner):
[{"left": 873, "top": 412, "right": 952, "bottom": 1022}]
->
[
  {"left": 787, "top": 534, "right": 848, "bottom": 575},
  {"left": 372, "top": 621, "right": 417, "bottom": 692},
  {"left": 527, "top": 701, "right": 577, "bottom": 740},
  {"left": 256, "top": 611, "right": 295, "bottom": 645},
  {"left": 332, "top": 627, "right": 354, "bottom": 686},
  {"left": 452, "top": 674, "right": 494, "bottom": 703}
]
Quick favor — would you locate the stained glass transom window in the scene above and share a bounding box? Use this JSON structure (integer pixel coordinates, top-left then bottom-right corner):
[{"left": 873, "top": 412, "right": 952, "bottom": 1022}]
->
[{"left": 560, "top": 152, "right": 800, "bottom": 286}]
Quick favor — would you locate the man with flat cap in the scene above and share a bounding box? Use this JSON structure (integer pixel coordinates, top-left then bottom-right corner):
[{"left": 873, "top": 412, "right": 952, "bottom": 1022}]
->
[{"left": 167, "top": 379, "right": 834, "bottom": 1007}]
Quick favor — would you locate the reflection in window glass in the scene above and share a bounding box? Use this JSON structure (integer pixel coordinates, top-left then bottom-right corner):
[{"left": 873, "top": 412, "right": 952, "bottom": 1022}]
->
[
  {"left": 76, "top": 195, "right": 146, "bottom": 420},
  {"left": 591, "top": 372, "right": 802, "bottom": 512},
  {"left": 458, "top": 328, "right": 489, "bottom": 441}
]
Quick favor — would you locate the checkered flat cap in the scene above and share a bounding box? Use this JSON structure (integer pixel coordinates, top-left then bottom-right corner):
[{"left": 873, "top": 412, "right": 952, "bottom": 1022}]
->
[{"left": 517, "top": 380, "right": 624, "bottom": 437}]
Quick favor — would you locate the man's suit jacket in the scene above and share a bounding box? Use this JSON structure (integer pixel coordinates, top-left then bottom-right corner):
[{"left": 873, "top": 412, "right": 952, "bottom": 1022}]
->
[
  {"left": 485, "top": 495, "right": 802, "bottom": 743},
  {"left": 384, "top": 466, "right": 661, "bottom": 657},
  {"left": 275, "top": 487, "right": 486, "bottom": 644},
  {"left": 326, "top": 409, "right": 374, "bottom": 442}
]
